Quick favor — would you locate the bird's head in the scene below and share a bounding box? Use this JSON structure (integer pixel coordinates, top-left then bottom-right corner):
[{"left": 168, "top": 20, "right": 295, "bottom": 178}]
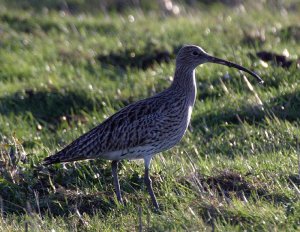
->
[{"left": 176, "top": 45, "right": 264, "bottom": 83}]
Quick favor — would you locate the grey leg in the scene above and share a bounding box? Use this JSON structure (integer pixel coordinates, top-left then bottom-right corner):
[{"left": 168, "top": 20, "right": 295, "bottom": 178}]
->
[
  {"left": 111, "top": 160, "right": 123, "bottom": 204},
  {"left": 144, "top": 156, "right": 159, "bottom": 210}
]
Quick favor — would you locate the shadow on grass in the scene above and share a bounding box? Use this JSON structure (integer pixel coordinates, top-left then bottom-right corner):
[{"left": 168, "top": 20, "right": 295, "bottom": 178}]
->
[
  {"left": 181, "top": 169, "right": 296, "bottom": 226},
  {"left": 96, "top": 43, "right": 183, "bottom": 70},
  {"left": 0, "top": 157, "right": 152, "bottom": 217},
  {"left": 97, "top": 49, "right": 174, "bottom": 70},
  {"left": 0, "top": 159, "right": 114, "bottom": 216},
  {"left": 34, "top": 161, "right": 115, "bottom": 216},
  {"left": 182, "top": 169, "right": 293, "bottom": 205},
  {"left": 0, "top": 89, "right": 97, "bottom": 125}
]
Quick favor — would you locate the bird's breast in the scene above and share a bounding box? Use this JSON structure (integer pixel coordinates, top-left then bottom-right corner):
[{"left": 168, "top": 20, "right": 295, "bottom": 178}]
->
[{"left": 155, "top": 102, "right": 194, "bottom": 152}]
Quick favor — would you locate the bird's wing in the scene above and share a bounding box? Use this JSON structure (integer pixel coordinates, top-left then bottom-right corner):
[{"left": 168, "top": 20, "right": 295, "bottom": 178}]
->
[{"left": 43, "top": 96, "right": 171, "bottom": 164}]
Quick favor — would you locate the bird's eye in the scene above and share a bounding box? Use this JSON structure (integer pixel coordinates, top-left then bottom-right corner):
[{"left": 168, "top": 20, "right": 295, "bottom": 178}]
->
[{"left": 192, "top": 51, "right": 199, "bottom": 56}]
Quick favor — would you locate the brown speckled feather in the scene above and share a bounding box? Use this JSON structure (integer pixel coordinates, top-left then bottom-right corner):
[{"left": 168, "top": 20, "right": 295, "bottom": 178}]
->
[{"left": 43, "top": 86, "right": 191, "bottom": 164}]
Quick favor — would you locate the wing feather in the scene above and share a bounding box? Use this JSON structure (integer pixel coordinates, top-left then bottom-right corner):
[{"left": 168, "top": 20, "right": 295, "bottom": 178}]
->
[{"left": 43, "top": 94, "right": 170, "bottom": 165}]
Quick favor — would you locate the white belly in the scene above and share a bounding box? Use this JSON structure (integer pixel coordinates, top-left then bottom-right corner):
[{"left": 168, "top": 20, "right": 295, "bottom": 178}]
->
[{"left": 101, "top": 145, "right": 156, "bottom": 160}]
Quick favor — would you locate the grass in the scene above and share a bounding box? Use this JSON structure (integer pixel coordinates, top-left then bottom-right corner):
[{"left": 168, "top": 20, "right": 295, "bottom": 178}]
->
[{"left": 0, "top": 0, "right": 300, "bottom": 231}]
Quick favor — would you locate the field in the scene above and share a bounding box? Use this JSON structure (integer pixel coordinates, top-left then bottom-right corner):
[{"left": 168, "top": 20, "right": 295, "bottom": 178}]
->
[{"left": 0, "top": 0, "right": 300, "bottom": 231}]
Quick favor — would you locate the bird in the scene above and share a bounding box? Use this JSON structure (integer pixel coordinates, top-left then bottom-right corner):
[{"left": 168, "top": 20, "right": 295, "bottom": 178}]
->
[{"left": 43, "top": 45, "right": 263, "bottom": 210}]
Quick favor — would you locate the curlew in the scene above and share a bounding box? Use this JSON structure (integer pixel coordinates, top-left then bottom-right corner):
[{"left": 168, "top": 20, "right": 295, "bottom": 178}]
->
[{"left": 43, "top": 45, "right": 263, "bottom": 210}]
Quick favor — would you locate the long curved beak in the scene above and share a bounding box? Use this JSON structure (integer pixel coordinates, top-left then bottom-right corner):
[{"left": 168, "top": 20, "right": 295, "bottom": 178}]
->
[{"left": 206, "top": 55, "right": 264, "bottom": 84}]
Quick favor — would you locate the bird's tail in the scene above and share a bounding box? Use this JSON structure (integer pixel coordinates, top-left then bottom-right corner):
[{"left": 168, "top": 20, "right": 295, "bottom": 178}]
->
[
  {"left": 43, "top": 125, "right": 102, "bottom": 166},
  {"left": 43, "top": 152, "right": 65, "bottom": 165},
  {"left": 43, "top": 151, "right": 86, "bottom": 165},
  {"left": 43, "top": 140, "right": 92, "bottom": 166}
]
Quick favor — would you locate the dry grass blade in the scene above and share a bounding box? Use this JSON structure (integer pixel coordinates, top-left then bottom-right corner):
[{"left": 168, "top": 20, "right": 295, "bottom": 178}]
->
[{"left": 242, "top": 75, "right": 263, "bottom": 106}]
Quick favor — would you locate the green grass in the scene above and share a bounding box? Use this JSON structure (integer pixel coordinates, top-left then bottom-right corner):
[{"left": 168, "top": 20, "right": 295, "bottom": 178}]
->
[{"left": 0, "top": 1, "right": 300, "bottom": 231}]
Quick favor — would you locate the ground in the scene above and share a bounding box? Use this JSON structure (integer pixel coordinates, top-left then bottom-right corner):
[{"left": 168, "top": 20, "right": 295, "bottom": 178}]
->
[{"left": 0, "top": 0, "right": 300, "bottom": 231}]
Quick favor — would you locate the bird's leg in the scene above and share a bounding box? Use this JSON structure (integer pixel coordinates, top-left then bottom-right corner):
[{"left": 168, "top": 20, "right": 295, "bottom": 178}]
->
[
  {"left": 111, "top": 160, "right": 123, "bottom": 204},
  {"left": 144, "top": 156, "right": 159, "bottom": 210}
]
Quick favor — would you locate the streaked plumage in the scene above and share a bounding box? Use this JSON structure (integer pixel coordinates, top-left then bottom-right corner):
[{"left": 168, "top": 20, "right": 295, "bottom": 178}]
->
[
  {"left": 45, "top": 87, "right": 193, "bottom": 163},
  {"left": 43, "top": 45, "right": 263, "bottom": 209}
]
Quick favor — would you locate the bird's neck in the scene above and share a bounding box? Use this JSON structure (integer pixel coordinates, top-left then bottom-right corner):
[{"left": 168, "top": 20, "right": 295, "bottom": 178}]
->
[{"left": 170, "top": 66, "right": 197, "bottom": 105}]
